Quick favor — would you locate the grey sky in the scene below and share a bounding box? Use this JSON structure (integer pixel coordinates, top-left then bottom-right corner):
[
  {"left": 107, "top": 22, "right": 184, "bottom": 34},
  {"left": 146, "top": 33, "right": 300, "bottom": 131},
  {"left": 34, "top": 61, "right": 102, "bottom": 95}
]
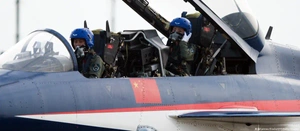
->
[{"left": 1, "top": 0, "right": 300, "bottom": 51}]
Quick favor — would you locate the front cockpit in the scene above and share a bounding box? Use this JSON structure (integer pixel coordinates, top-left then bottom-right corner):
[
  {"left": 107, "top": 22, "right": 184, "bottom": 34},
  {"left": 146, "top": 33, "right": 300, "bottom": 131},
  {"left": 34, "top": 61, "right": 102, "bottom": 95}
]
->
[{"left": 0, "top": 29, "right": 76, "bottom": 72}]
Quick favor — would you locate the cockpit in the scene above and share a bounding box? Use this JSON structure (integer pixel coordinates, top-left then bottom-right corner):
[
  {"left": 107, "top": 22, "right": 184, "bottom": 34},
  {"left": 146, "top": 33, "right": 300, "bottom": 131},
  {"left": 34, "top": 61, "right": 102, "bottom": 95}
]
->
[
  {"left": 0, "top": 29, "right": 76, "bottom": 72},
  {"left": 122, "top": 0, "right": 264, "bottom": 76},
  {"left": 0, "top": 0, "right": 265, "bottom": 78}
]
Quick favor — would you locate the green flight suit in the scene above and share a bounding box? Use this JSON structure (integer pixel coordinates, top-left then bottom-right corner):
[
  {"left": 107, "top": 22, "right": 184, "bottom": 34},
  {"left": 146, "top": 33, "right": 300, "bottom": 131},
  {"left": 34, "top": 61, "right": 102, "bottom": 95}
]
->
[
  {"left": 167, "top": 40, "right": 196, "bottom": 76},
  {"left": 79, "top": 49, "right": 105, "bottom": 78}
]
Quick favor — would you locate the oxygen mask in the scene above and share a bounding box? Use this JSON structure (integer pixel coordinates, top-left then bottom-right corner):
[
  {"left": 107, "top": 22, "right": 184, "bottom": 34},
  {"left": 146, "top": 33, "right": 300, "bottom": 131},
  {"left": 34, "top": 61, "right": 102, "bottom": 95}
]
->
[
  {"left": 75, "top": 46, "right": 86, "bottom": 58},
  {"left": 169, "top": 32, "right": 183, "bottom": 42}
]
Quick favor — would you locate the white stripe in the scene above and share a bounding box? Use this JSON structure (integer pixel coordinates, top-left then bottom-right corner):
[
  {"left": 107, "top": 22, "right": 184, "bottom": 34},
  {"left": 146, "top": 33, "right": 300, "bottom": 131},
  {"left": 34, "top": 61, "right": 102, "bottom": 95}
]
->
[
  {"left": 16, "top": 110, "right": 204, "bottom": 130},
  {"left": 17, "top": 109, "right": 289, "bottom": 130}
]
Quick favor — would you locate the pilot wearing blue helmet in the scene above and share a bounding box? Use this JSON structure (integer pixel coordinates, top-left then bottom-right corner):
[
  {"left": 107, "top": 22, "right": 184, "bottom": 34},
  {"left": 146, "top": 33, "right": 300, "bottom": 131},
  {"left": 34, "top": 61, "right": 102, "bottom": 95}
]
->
[
  {"left": 70, "top": 28, "right": 105, "bottom": 78},
  {"left": 166, "top": 17, "right": 196, "bottom": 76}
]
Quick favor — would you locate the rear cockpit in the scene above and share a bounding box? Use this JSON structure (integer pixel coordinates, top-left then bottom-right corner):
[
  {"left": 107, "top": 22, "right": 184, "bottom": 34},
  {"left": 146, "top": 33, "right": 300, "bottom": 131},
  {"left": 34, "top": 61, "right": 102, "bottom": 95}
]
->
[
  {"left": 92, "top": 21, "right": 256, "bottom": 78},
  {"left": 92, "top": 0, "right": 264, "bottom": 77}
]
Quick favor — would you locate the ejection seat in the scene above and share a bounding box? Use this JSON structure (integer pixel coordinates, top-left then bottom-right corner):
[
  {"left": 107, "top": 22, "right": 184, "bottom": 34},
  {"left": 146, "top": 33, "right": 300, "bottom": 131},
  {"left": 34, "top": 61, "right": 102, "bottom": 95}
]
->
[{"left": 92, "top": 29, "right": 106, "bottom": 60}]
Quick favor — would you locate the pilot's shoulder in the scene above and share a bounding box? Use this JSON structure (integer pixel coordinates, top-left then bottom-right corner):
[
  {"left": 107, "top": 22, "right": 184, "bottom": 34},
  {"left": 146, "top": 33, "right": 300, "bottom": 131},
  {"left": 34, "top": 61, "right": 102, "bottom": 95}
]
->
[
  {"left": 91, "top": 52, "right": 101, "bottom": 59},
  {"left": 90, "top": 53, "right": 103, "bottom": 63}
]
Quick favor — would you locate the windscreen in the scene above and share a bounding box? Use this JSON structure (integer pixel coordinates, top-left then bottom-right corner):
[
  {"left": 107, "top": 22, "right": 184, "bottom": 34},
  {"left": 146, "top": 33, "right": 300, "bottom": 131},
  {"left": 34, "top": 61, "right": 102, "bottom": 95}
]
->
[
  {"left": 0, "top": 31, "right": 74, "bottom": 72},
  {"left": 202, "top": 0, "right": 258, "bottom": 39}
]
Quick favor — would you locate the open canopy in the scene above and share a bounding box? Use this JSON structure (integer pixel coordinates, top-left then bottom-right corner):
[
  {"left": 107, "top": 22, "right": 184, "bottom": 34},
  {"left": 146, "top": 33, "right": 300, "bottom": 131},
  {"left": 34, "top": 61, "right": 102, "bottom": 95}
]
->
[{"left": 186, "top": 0, "right": 262, "bottom": 62}]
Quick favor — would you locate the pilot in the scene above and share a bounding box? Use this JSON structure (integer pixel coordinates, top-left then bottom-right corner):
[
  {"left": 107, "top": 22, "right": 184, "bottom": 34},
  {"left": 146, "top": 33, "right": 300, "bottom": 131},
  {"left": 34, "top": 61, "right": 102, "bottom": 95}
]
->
[
  {"left": 70, "top": 28, "right": 105, "bottom": 78},
  {"left": 166, "top": 17, "right": 196, "bottom": 76}
]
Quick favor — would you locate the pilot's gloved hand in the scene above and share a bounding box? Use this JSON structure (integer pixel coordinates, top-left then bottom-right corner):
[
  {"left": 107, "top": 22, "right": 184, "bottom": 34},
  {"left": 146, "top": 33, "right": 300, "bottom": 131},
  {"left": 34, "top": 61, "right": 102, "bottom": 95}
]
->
[{"left": 181, "top": 32, "right": 192, "bottom": 42}]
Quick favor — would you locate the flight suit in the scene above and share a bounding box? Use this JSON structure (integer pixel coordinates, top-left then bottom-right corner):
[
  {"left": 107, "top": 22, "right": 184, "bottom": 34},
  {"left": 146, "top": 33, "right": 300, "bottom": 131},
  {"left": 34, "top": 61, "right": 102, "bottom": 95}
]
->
[
  {"left": 167, "top": 40, "right": 196, "bottom": 76},
  {"left": 78, "top": 49, "right": 105, "bottom": 78}
]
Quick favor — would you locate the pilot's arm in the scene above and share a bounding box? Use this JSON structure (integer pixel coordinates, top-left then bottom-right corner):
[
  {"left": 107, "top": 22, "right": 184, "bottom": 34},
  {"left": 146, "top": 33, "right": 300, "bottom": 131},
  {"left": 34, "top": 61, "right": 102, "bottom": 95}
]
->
[
  {"left": 88, "top": 53, "right": 105, "bottom": 78},
  {"left": 179, "top": 32, "right": 196, "bottom": 61}
]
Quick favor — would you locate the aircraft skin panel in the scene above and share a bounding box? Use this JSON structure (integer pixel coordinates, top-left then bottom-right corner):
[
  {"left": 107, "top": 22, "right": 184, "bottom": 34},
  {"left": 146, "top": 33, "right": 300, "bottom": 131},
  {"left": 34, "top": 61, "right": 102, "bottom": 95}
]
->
[
  {"left": 257, "top": 41, "right": 300, "bottom": 75},
  {"left": 35, "top": 81, "right": 77, "bottom": 117},
  {"left": 1, "top": 71, "right": 300, "bottom": 116},
  {"left": 256, "top": 41, "right": 281, "bottom": 74},
  {"left": 288, "top": 44, "right": 300, "bottom": 74},
  {"left": 273, "top": 44, "right": 296, "bottom": 74},
  {"left": 0, "top": 70, "right": 300, "bottom": 130}
]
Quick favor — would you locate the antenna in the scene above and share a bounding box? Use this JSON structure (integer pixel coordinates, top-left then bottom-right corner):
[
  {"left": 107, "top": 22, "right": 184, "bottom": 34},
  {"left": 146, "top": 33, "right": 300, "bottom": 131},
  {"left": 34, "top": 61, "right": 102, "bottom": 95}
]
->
[
  {"left": 84, "top": 20, "right": 88, "bottom": 29},
  {"left": 265, "top": 26, "right": 273, "bottom": 40},
  {"left": 106, "top": 20, "right": 111, "bottom": 39}
]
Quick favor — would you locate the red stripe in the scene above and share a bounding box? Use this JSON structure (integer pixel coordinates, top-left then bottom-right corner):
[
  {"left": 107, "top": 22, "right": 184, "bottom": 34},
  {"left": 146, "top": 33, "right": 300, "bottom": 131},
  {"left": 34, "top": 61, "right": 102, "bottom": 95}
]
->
[
  {"left": 41, "top": 100, "right": 300, "bottom": 115},
  {"left": 129, "top": 78, "right": 162, "bottom": 104}
]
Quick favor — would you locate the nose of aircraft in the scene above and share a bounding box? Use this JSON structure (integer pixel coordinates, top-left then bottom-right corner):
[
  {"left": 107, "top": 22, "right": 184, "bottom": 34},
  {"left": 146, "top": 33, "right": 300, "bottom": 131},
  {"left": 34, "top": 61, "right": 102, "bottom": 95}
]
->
[
  {"left": 0, "top": 69, "right": 45, "bottom": 117},
  {"left": 0, "top": 70, "right": 47, "bottom": 131},
  {"left": 0, "top": 69, "right": 82, "bottom": 130}
]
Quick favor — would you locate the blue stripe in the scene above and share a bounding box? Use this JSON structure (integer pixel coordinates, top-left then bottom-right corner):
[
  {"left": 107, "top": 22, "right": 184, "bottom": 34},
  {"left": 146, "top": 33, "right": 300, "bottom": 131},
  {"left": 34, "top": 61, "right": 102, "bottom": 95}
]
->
[
  {"left": 0, "top": 117, "right": 125, "bottom": 131},
  {"left": 178, "top": 111, "right": 300, "bottom": 118},
  {"left": 244, "top": 28, "right": 265, "bottom": 52}
]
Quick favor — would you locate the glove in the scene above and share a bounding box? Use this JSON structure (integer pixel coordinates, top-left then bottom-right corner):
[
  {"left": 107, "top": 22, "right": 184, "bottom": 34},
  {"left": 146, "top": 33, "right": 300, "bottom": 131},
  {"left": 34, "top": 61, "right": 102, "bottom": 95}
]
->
[{"left": 181, "top": 32, "right": 192, "bottom": 42}]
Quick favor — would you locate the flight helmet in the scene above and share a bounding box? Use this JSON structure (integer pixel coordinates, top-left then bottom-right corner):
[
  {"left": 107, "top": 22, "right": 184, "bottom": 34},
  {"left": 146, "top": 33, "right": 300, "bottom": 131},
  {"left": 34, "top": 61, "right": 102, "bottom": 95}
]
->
[
  {"left": 70, "top": 28, "right": 94, "bottom": 48},
  {"left": 170, "top": 17, "right": 192, "bottom": 35}
]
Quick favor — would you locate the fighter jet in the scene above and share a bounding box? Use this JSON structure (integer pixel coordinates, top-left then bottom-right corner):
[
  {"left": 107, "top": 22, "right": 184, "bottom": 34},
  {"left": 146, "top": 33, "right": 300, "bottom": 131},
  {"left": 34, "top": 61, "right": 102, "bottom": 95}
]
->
[{"left": 0, "top": 0, "right": 299, "bottom": 130}]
